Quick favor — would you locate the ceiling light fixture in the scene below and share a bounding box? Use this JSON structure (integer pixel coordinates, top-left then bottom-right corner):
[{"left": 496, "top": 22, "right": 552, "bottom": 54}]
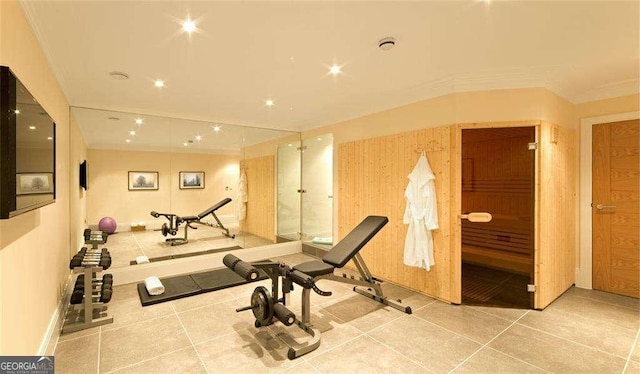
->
[
  {"left": 378, "top": 37, "right": 396, "bottom": 51},
  {"left": 135, "top": 118, "right": 143, "bottom": 125},
  {"left": 129, "top": 130, "right": 136, "bottom": 136},
  {"left": 183, "top": 142, "right": 188, "bottom": 147},
  {"left": 212, "top": 125, "right": 221, "bottom": 132},
  {"left": 329, "top": 65, "right": 341, "bottom": 75},
  {"left": 265, "top": 99, "right": 274, "bottom": 107},
  {"left": 182, "top": 18, "right": 197, "bottom": 34},
  {"left": 126, "top": 139, "right": 131, "bottom": 143},
  {"left": 154, "top": 80, "right": 165, "bottom": 88},
  {"left": 195, "top": 135, "right": 202, "bottom": 141},
  {"left": 109, "top": 71, "right": 129, "bottom": 80},
  {"left": 29, "top": 125, "right": 36, "bottom": 130}
]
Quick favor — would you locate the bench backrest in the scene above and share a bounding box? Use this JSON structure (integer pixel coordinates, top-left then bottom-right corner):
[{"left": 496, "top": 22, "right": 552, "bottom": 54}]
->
[
  {"left": 323, "top": 215, "right": 388, "bottom": 268},
  {"left": 198, "top": 198, "right": 233, "bottom": 219}
]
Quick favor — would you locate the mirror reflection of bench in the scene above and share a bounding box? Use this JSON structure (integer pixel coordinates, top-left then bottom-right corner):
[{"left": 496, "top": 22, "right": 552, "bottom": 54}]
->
[
  {"left": 462, "top": 216, "right": 533, "bottom": 275},
  {"left": 149, "top": 198, "right": 235, "bottom": 246}
]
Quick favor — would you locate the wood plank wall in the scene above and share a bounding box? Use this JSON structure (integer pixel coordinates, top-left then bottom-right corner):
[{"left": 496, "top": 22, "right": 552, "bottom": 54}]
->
[
  {"left": 536, "top": 122, "right": 576, "bottom": 308},
  {"left": 240, "top": 156, "right": 276, "bottom": 242},
  {"left": 338, "top": 127, "right": 452, "bottom": 300}
]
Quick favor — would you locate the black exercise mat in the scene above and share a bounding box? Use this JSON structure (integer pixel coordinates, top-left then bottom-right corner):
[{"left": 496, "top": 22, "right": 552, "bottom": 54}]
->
[
  {"left": 191, "top": 268, "right": 268, "bottom": 292},
  {"left": 137, "top": 266, "right": 268, "bottom": 306},
  {"left": 129, "top": 245, "right": 242, "bottom": 265},
  {"left": 137, "top": 274, "right": 202, "bottom": 306}
]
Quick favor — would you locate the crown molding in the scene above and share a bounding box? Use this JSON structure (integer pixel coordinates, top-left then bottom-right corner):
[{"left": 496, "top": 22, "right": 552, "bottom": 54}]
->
[{"left": 571, "top": 78, "right": 640, "bottom": 104}]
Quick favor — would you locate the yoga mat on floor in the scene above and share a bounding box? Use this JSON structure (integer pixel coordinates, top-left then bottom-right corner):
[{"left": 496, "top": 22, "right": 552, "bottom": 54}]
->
[
  {"left": 129, "top": 245, "right": 243, "bottom": 265},
  {"left": 137, "top": 266, "right": 268, "bottom": 306}
]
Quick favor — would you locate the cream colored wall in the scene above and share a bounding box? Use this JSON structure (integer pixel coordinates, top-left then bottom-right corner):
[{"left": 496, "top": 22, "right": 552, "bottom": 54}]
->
[
  {"left": 86, "top": 149, "right": 239, "bottom": 227},
  {"left": 69, "top": 113, "right": 87, "bottom": 253},
  {"left": 574, "top": 94, "right": 640, "bottom": 121},
  {"left": 0, "top": 0, "right": 71, "bottom": 354}
]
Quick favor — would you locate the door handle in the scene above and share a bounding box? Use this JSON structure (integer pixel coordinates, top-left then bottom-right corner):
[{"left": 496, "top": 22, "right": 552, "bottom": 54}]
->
[
  {"left": 595, "top": 204, "right": 616, "bottom": 210},
  {"left": 460, "top": 212, "right": 493, "bottom": 222}
]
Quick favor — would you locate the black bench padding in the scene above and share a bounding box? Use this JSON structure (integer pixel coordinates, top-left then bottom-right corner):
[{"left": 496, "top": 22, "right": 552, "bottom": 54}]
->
[
  {"left": 292, "top": 261, "right": 335, "bottom": 278},
  {"left": 322, "top": 215, "right": 388, "bottom": 268},
  {"left": 198, "top": 198, "right": 232, "bottom": 219}
]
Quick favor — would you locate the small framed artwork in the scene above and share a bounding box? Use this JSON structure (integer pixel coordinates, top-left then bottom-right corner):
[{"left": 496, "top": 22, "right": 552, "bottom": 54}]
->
[
  {"left": 128, "top": 171, "right": 159, "bottom": 191},
  {"left": 16, "top": 173, "right": 54, "bottom": 195},
  {"left": 179, "top": 171, "right": 205, "bottom": 189}
]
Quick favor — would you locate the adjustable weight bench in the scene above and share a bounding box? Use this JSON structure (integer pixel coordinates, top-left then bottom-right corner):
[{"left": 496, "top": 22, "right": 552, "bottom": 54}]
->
[
  {"left": 223, "top": 215, "right": 412, "bottom": 359},
  {"left": 150, "top": 198, "right": 235, "bottom": 246}
]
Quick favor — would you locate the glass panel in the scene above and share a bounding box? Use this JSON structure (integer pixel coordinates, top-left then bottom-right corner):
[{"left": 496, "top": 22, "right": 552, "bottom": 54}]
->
[
  {"left": 277, "top": 140, "right": 301, "bottom": 241},
  {"left": 301, "top": 134, "right": 333, "bottom": 247}
]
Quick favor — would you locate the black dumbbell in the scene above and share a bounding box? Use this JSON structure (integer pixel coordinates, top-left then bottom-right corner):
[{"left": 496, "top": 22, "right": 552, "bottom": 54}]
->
[
  {"left": 69, "top": 255, "right": 111, "bottom": 269},
  {"left": 70, "top": 287, "right": 113, "bottom": 305},
  {"left": 74, "top": 275, "right": 113, "bottom": 291}
]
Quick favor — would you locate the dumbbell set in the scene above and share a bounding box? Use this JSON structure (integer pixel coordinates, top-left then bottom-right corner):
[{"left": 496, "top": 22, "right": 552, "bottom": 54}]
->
[
  {"left": 69, "top": 247, "right": 111, "bottom": 269},
  {"left": 70, "top": 274, "right": 114, "bottom": 304}
]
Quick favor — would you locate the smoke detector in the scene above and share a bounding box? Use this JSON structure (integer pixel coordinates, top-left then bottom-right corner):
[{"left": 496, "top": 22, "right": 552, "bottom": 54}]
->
[
  {"left": 109, "top": 71, "right": 129, "bottom": 80},
  {"left": 378, "top": 37, "right": 395, "bottom": 51}
]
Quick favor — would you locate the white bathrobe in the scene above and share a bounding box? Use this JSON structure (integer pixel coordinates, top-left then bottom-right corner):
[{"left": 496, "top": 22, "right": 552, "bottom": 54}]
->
[
  {"left": 237, "top": 170, "right": 248, "bottom": 221},
  {"left": 403, "top": 152, "right": 439, "bottom": 271}
]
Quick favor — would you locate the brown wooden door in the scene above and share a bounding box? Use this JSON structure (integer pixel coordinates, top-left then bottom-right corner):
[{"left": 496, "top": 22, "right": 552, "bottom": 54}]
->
[{"left": 593, "top": 119, "right": 639, "bottom": 298}]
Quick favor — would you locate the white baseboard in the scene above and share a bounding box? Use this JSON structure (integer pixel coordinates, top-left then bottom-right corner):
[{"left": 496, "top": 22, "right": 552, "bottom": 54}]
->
[
  {"left": 38, "top": 274, "right": 73, "bottom": 356},
  {"left": 108, "top": 241, "right": 301, "bottom": 285}
]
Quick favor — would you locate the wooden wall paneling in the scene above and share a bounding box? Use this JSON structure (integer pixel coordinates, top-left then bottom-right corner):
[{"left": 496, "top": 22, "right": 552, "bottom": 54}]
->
[
  {"left": 535, "top": 122, "right": 577, "bottom": 308},
  {"left": 450, "top": 125, "right": 462, "bottom": 303},
  {"left": 240, "top": 156, "right": 275, "bottom": 242},
  {"left": 338, "top": 126, "right": 452, "bottom": 301}
]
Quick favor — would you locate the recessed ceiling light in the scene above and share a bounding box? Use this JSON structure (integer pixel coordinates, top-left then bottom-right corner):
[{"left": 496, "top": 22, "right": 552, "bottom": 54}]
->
[
  {"left": 182, "top": 18, "right": 197, "bottom": 34},
  {"left": 109, "top": 71, "right": 129, "bottom": 80},
  {"left": 265, "top": 99, "right": 274, "bottom": 107},
  {"left": 129, "top": 130, "right": 136, "bottom": 136},
  {"left": 28, "top": 125, "right": 36, "bottom": 130},
  {"left": 47, "top": 137, "right": 53, "bottom": 140},
  {"left": 126, "top": 139, "right": 131, "bottom": 143},
  {"left": 195, "top": 135, "right": 202, "bottom": 141},
  {"left": 14, "top": 109, "right": 20, "bottom": 114},
  {"left": 317, "top": 137, "right": 322, "bottom": 141},
  {"left": 288, "top": 143, "right": 292, "bottom": 147},
  {"left": 329, "top": 65, "right": 341, "bottom": 75},
  {"left": 183, "top": 142, "right": 188, "bottom": 147},
  {"left": 154, "top": 80, "right": 165, "bottom": 88},
  {"left": 135, "top": 118, "right": 143, "bottom": 125},
  {"left": 212, "top": 125, "right": 221, "bottom": 132},
  {"left": 378, "top": 37, "right": 396, "bottom": 51}
]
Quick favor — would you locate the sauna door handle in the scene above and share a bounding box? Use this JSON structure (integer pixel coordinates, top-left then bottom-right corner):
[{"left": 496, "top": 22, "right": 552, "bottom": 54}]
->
[
  {"left": 595, "top": 204, "right": 616, "bottom": 210},
  {"left": 459, "top": 212, "right": 493, "bottom": 222}
]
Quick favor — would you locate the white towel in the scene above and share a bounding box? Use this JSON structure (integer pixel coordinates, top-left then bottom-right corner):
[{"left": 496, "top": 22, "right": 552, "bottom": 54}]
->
[
  {"left": 144, "top": 276, "right": 165, "bottom": 296},
  {"left": 136, "top": 256, "right": 150, "bottom": 264}
]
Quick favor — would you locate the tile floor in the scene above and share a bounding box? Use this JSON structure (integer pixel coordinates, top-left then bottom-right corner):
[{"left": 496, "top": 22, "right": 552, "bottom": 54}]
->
[
  {"left": 55, "top": 253, "right": 640, "bottom": 374},
  {"left": 462, "top": 263, "right": 532, "bottom": 309}
]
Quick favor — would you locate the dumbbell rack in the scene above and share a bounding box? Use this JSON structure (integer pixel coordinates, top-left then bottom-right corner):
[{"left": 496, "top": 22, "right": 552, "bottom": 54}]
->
[{"left": 62, "top": 230, "right": 114, "bottom": 334}]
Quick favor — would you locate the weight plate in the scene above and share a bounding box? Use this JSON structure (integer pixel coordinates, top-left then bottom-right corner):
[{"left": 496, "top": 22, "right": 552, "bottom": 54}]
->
[{"left": 250, "top": 286, "right": 274, "bottom": 326}]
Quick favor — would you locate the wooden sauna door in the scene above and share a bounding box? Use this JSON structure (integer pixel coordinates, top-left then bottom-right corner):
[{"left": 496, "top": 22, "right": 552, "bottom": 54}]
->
[
  {"left": 461, "top": 127, "right": 536, "bottom": 308},
  {"left": 592, "top": 120, "right": 639, "bottom": 298}
]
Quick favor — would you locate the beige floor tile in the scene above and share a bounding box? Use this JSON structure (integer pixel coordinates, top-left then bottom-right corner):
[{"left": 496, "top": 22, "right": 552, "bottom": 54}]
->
[
  {"left": 488, "top": 324, "right": 627, "bottom": 373},
  {"left": 306, "top": 335, "right": 426, "bottom": 373},
  {"left": 368, "top": 315, "right": 482, "bottom": 373},
  {"left": 283, "top": 361, "right": 320, "bottom": 373},
  {"left": 625, "top": 359, "right": 640, "bottom": 374},
  {"left": 170, "top": 288, "right": 237, "bottom": 313},
  {"left": 320, "top": 294, "right": 407, "bottom": 333},
  {"left": 101, "top": 297, "right": 174, "bottom": 331},
  {"left": 466, "top": 305, "right": 530, "bottom": 322},
  {"left": 58, "top": 326, "right": 100, "bottom": 342},
  {"left": 414, "top": 302, "right": 514, "bottom": 344},
  {"left": 631, "top": 336, "right": 640, "bottom": 362},
  {"left": 195, "top": 328, "right": 295, "bottom": 373},
  {"left": 452, "top": 347, "right": 546, "bottom": 373},
  {"left": 99, "top": 315, "right": 191, "bottom": 373},
  {"left": 109, "top": 283, "right": 142, "bottom": 304},
  {"left": 519, "top": 307, "right": 637, "bottom": 358},
  {"left": 566, "top": 287, "right": 640, "bottom": 311},
  {"left": 109, "top": 347, "right": 206, "bottom": 374},
  {"left": 109, "top": 248, "right": 145, "bottom": 268},
  {"left": 231, "top": 279, "right": 273, "bottom": 300},
  {"left": 378, "top": 282, "right": 436, "bottom": 311},
  {"left": 177, "top": 299, "right": 258, "bottom": 344},
  {"left": 54, "top": 334, "right": 100, "bottom": 374},
  {"left": 547, "top": 291, "right": 639, "bottom": 331}
]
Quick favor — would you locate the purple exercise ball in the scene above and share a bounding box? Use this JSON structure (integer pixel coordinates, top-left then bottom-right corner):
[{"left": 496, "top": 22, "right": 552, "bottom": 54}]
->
[{"left": 98, "top": 217, "right": 117, "bottom": 234}]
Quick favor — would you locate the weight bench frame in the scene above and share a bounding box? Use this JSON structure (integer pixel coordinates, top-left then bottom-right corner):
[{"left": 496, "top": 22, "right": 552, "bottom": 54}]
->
[
  {"left": 224, "top": 215, "right": 412, "bottom": 359},
  {"left": 150, "top": 198, "right": 235, "bottom": 246}
]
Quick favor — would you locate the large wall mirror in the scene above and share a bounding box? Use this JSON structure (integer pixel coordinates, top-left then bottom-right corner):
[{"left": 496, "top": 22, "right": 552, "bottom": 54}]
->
[{"left": 72, "top": 107, "right": 301, "bottom": 268}]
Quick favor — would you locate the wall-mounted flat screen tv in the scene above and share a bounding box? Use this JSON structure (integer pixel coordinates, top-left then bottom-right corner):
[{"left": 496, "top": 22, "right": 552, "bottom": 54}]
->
[{"left": 0, "top": 66, "right": 56, "bottom": 219}]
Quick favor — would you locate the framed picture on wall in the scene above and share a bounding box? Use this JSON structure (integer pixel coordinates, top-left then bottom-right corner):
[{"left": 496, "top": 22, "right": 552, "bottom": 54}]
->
[
  {"left": 128, "top": 171, "right": 159, "bottom": 191},
  {"left": 16, "top": 173, "right": 54, "bottom": 195},
  {"left": 179, "top": 171, "right": 205, "bottom": 189}
]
